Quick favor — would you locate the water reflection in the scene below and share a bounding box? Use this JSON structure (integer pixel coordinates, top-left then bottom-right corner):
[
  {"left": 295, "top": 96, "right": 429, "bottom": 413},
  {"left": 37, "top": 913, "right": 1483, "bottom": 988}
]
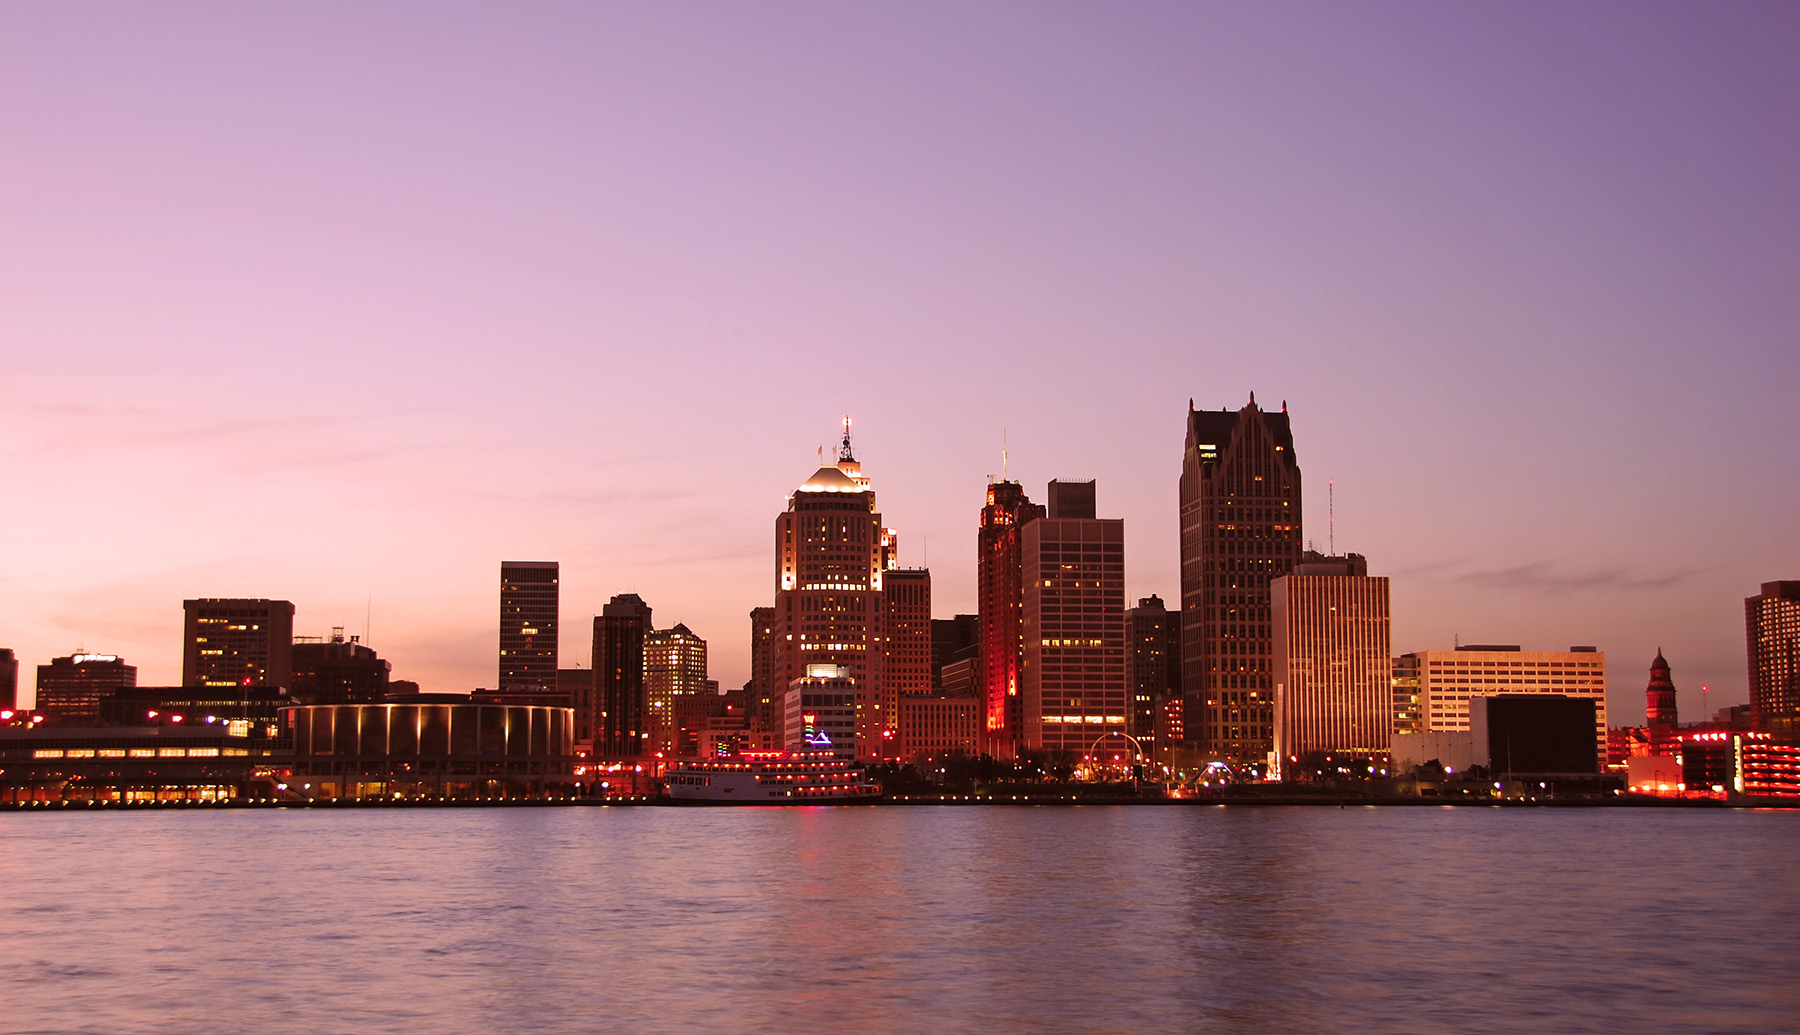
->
[{"left": 1, "top": 807, "right": 1796, "bottom": 1034}]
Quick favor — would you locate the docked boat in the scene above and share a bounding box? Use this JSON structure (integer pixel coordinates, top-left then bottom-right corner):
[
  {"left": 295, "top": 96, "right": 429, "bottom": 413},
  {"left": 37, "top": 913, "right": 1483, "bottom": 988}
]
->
[{"left": 662, "top": 750, "right": 882, "bottom": 804}]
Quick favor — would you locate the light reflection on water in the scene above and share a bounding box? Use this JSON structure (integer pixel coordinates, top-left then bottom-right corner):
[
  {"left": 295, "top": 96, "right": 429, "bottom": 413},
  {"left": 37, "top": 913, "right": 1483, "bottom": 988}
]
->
[{"left": 2, "top": 806, "right": 1797, "bottom": 1034}]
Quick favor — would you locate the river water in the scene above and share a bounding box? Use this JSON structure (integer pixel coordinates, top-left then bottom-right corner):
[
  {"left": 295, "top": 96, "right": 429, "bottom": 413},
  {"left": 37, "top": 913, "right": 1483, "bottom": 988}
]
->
[{"left": 2, "top": 805, "right": 1796, "bottom": 1034}]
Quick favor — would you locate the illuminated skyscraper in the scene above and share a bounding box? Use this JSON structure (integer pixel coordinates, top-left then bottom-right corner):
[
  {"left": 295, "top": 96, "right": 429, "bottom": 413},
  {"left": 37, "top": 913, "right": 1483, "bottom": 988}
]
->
[
  {"left": 1747, "top": 581, "right": 1800, "bottom": 743},
  {"left": 183, "top": 598, "right": 295, "bottom": 689},
  {"left": 499, "top": 561, "right": 559, "bottom": 691},
  {"left": 1270, "top": 553, "right": 1391, "bottom": 779},
  {"left": 978, "top": 480, "right": 1044, "bottom": 758},
  {"left": 774, "top": 422, "right": 887, "bottom": 760},
  {"left": 592, "top": 593, "right": 651, "bottom": 758},
  {"left": 1021, "top": 480, "right": 1126, "bottom": 755},
  {"left": 1179, "top": 396, "right": 1302, "bottom": 766},
  {"left": 645, "top": 622, "right": 708, "bottom": 756}
]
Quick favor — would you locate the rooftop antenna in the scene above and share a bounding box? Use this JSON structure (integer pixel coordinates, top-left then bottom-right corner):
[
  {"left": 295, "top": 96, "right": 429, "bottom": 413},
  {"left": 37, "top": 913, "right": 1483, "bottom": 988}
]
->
[
  {"left": 365, "top": 594, "right": 372, "bottom": 646},
  {"left": 839, "top": 414, "right": 854, "bottom": 462},
  {"left": 1329, "top": 479, "right": 1335, "bottom": 556},
  {"left": 1002, "top": 428, "right": 1009, "bottom": 482}
]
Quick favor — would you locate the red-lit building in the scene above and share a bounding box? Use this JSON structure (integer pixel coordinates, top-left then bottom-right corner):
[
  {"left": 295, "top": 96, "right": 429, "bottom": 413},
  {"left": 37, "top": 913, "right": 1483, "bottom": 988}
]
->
[
  {"left": 1674, "top": 730, "right": 1800, "bottom": 799},
  {"left": 883, "top": 567, "right": 933, "bottom": 744},
  {"left": 978, "top": 480, "right": 1043, "bottom": 758}
]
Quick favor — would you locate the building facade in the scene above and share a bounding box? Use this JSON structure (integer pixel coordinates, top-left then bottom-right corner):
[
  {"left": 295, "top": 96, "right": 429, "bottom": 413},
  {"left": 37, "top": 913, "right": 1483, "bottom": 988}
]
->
[
  {"left": 1020, "top": 481, "right": 1126, "bottom": 756},
  {"left": 1271, "top": 553, "right": 1391, "bottom": 779},
  {"left": 774, "top": 427, "right": 887, "bottom": 760},
  {"left": 1179, "top": 397, "right": 1302, "bottom": 766},
  {"left": 1747, "top": 581, "right": 1800, "bottom": 743},
  {"left": 645, "top": 622, "right": 708, "bottom": 756},
  {"left": 498, "top": 561, "right": 559, "bottom": 691},
  {"left": 1399, "top": 646, "right": 1608, "bottom": 762},
  {"left": 783, "top": 665, "right": 858, "bottom": 760},
  {"left": 0, "top": 648, "right": 16, "bottom": 712},
  {"left": 978, "top": 480, "right": 1044, "bottom": 758},
  {"left": 748, "top": 606, "right": 781, "bottom": 732},
  {"left": 36, "top": 653, "right": 138, "bottom": 724},
  {"left": 1126, "top": 595, "right": 1181, "bottom": 743},
  {"left": 290, "top": 629, "right": 390, "bottom": 704},
  {"left": 881, "top": 567, "right": 933, "bottom": 756},
  {"left": 592, "top": 594, "right": 652, "bottom": 758},
  {"left": 183, "top": 598, "right": 295, "bottom": 690},
  {"left": 896, "top": 694, "right": 981, "bottom": 763}
]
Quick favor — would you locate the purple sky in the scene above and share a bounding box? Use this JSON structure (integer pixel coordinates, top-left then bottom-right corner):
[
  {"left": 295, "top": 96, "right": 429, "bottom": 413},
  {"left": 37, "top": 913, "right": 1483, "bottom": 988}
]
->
[{"left": 4, "top": 3, "right": 1796, "bottom": 723}]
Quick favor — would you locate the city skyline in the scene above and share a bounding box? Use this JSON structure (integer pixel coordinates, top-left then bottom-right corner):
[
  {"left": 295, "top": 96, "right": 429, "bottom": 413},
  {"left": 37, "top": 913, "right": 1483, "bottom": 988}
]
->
[{"left": 3, "top": 5, "right": 1796, "bottom": 717}]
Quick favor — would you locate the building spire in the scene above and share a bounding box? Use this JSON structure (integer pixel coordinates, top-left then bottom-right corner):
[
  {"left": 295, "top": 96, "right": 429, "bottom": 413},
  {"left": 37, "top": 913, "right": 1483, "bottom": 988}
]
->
[{"left": 839, "top": 415, "right": 855, "bottom": 462}]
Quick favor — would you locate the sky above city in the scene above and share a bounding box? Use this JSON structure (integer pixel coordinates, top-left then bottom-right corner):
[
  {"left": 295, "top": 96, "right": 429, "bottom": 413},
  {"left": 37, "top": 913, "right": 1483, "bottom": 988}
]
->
[{"left": 3, "top": 3, "right": 1796, "bottom": 721}]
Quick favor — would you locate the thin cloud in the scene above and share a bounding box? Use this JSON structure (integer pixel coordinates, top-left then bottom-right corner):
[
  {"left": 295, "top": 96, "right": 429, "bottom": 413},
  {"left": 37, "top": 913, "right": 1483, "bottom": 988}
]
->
[{"left": 1459, "top": 562, "right": 1692, "bottom": 593}]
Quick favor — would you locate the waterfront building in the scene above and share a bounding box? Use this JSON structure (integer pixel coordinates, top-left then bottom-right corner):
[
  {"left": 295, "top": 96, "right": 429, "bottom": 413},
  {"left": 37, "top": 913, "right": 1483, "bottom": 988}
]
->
[
  {"left": 1645, "top": 651, "right": 1680, "bottom": 754},
  {"left": 1473, "top": 694, "right": 1600, "bottom": 774},
  {"left": 645, "top": 623, "right": 708, "bottom": 756},
  {"left": 978, "top": 480, "right": 1044, "bottom": 758},
  {"left": 1271, "top": 552, "right": 1391, "bottom": 779},
  {"left": 557, "top": 668, "right": 591, "bottom": 739},
  {"left": 1126, "top": 595, "right": 1181, "bottom": 743},
  {"left": 498, "top": 561, "right": 558, "bottom": 691},
  {"left": 773, "top": 424, "right": 888, "bottom": 760},
  {"left": 1020, "top": 480, "right": 1126, "bottom": 756},
  {"left": 896, "top": 693, "right": 981, "bottom": 763},
  {"left": 283, "top": 697, "right": 576, "bottom": 800},
  {"left": 1675, "top": 730, "right": 1800, "bottom": 799},
  {"left": 100, "top": 685, "right": 290, "bottom": 729},
  {"left": 183, "top": 598, "right": 294, "bottom": 690},
  {"left": 592, "top": 594, "right": 652, "bottom": 758},
  {"left": 290, "top": 628, "right": 390, "bottom": 704},
  {"left": 1746, "top": 581, "right": 1800, "bottom": 743},
  {"left": 782, "top": 664, "right": 858, "bottom": 761},
  {"left": 0, "top": 724, "right": 278, "bottom": 804},
  {"left": 1179, "top": 396, "right": 1303, "bottom": 766},
  {"left": 36, "top": 653, "right": 137, "bottom": 724},
  {"left": 1392, "top": 654, "right": 1422, "bottom": 735},
  {"left": 1398, "top": 645, "right": 1608, "bottom": 762}
]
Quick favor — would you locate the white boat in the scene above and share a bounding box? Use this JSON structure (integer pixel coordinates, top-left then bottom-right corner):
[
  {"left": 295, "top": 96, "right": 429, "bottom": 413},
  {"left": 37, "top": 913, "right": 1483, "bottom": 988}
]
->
[{"left": 663, "top": 751, "right": 882, "bottom": 804}]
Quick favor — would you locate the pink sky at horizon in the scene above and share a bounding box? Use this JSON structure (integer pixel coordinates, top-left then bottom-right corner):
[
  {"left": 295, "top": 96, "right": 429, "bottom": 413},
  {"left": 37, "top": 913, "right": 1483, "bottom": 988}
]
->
[{"left": 4, "top": 3, "right": 1796, "bottom": 724}]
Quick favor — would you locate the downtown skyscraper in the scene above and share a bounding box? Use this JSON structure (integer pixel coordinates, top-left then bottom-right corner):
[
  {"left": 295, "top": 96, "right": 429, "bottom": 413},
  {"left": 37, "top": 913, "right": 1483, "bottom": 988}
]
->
[
  {"left": 498, "top": 561, "right": 559, "bottom": 692},
  {"left": 1179, "top": 397, "right": 1302, "bottom": 766},
  {"left": 773, "top": 424, "right": 888, "bottom": 760},
  {"left": 978, "top": 480, "right": 1044, "bottom": 758},
  {"left": 1021, "top": 481, "right": 1126, "bottom": 755},
  {"left": 1747, "top": 581, "right": 1800, "bottom": 743}
]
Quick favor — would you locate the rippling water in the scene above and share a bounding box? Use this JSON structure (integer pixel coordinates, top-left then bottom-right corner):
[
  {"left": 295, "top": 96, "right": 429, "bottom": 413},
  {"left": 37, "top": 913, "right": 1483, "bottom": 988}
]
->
[{"left": 3, "top": 805, "right": 1797, "bottom": 1034}]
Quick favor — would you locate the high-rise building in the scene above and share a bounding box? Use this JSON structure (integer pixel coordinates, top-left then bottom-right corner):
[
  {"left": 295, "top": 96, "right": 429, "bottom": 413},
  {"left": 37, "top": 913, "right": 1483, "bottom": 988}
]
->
[
  {"left": 1179, "top": 396, "right": 1302, "bottom": 766},
  {"left": 0, "top": 649, "right": 16, "bottom": 712},
  {"left": 1270, "top": 552, "right": 1391, "bottom": 779},
  {"left": 774, "top": 424, "right": 887, "bottom": 761},
  {"left": 748, "top": 606, "right": 781, "bottom": 731},
  {"left": 1391, "top": 654, "right": 1422, "bottom": 735},
  {"left": 1645, "top": 650, "right": 1680, "bottom": 754},
  {"left": 1021, "top": 480, "right": 1126, "bottom": 755},
  {"left": 881, "top": 568, "right": 933, "bottom": 758},
  {"left": 183, "top": 599, "right": 295, "bottom": 689},
  {"left": 645, "top": 623, "right": 708, "bottom": 756},
  {"left": 290, "top": 628, "right": 390, "bottom": 705},
  {"left": 36, "top": 653, "right": 137, "bottom": 724},
  {"left": 1126, "top": 595, "right": 1181, "bottom": 743},
  {"left": 1747, "top": 581, "right": 1800, "bottom": 743},
  {"left": 1398, "top": 645, "right": 1608, "bottom": 762},
  {"left": 592, "top": 594, "right": 652, "bottom": 758},
  {"left": 978, "top": 480, "right": 1044, "bottom": 758},
  {"left": 783, "top": 664, "right": 858, "bottom": 760},
  {"left": 499, "top": 561, "right": 559, "bottom": 691}
]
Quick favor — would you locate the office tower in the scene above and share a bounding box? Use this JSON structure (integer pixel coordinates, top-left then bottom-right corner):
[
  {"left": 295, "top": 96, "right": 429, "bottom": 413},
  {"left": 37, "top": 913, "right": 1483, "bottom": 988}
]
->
[
  {"left": 978, "top": 480, "right": 1045, "bottom": 758},
  {"left": 783, "top": 664, "right": 858, "bottom": 760},
  {"left": 1179, "top": 396, "right": 1302, "bottom": 767},
  {"left": 1021, "top": 480, "right": 1126, "bottom": 754},
  {"left": 1391, "top": 655, "right": 1422, "bottom": 735},
  {"left": 1270, "top": 552, "right": 1391, "bottom": 779},
  {"left": 645, "top": 622, "right": 708, "bottom": 755},
  {"left": 183, "top": 599, "right": 296, "bottom": 689},
  {"left": 882, "top": 568, "right": 933, "bottom": 756},
  {"left": 748, "top": 606, "right": 781, "bottom": 731},
  {"left": 36, "top": 653, "right": 137, "bottom": 723},
  {"left": 1747, "top": 581, "right": 1800, "bottom": 743},
  {"left": 1398, "top": 645, "right": 1607, "bottom": 762},
  {"left": 1645, "top": 651, "right": 1680, "bottom": 753},
  {"left": 592, "top": 594, "right": 652, "bottom": 758},
  {"left": 0, "top": 649, "right": 15, "bottom": 712},
  {"left": 774, "top": 424, "right": 887, "bottom": 761},
  {"left": 1126, "top": 595, "right": 1181, "bottom": 742},
  {"left": 499, "top": 561, "right": 559, "bottom": 691},
  {"left": 290, "top": 628, "right": 390, "bottom": 705}
]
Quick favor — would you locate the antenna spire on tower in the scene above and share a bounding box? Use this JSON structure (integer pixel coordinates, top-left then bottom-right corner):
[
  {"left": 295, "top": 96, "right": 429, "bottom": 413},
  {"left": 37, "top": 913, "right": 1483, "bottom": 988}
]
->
[
  {"left": 1329, "top": 479, "right": 1335, "bottom": 556},
  {"left": 1002, "top": 428, "right": 1009, "bottom": 481},
  {"left": 839, "top": 415, "right": 855, "bottom": 462}
]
